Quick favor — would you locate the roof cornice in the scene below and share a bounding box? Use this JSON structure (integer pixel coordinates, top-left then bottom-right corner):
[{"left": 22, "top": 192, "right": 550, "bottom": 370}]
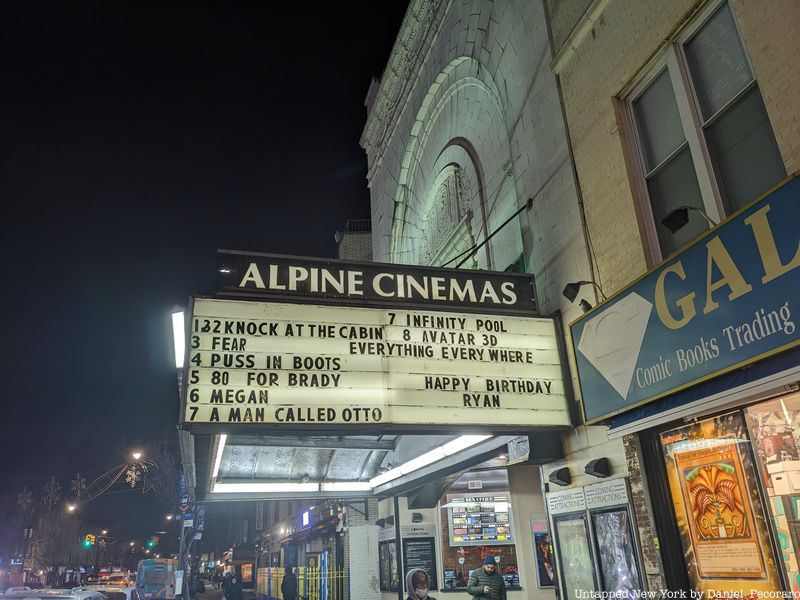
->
[{"left": 359, "top": 0, "right": 451, "bottom": 180}]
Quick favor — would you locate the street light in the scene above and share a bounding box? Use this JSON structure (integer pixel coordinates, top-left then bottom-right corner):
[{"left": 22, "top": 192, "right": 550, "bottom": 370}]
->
[
  {"left": 171, "top": 310, "right": 186, "bottom": 368},
  {"left": 131, "top": 451, "right": 142, "bottom": 461},
  {"left": 129, "top": 541, "right": 135, "bottom": 547},
  {"left": 661, "top": 205, "right": 717, "bottom": 233},
  {"left": 66, "top": 504, "right": 77, "bottom": 513},
  {"left": 101, "top": 530, "right": 108, "bottom": 536},
  {"left": 165, "top": 514, "right": 174, "bottom": 521}
]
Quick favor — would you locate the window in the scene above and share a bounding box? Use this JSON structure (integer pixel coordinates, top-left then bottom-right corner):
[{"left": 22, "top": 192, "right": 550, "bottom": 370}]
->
[
  {"left": 628, "top": 2, "right": 784, "bottom": 260},
  {"left": 744, "top": 391, "right": 800, "bottom": 591}
]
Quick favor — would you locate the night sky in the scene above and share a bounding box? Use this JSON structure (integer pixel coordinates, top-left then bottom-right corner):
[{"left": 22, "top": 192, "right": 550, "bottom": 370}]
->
[{"left": 0, "top": 0, "right": 407, "bottom": 538}]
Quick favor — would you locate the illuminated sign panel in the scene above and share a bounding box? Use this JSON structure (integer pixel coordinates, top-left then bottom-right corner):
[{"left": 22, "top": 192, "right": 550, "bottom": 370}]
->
[
  {"left": 215, "top": 251, "right": 537, "bottom": 314},
  {"left": 180, "top": 298, "right": 568, "bottom": 428},
  {"left": 571, "top": 175, "right": 800, "bottom": 423},
  {"left": 446, "top": 493, "right": 514, "bottom": 546}
]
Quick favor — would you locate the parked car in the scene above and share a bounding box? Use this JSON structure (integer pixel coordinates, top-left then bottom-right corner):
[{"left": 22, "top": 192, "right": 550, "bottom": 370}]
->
[
  {"left": 73, "top": 586, "right": 140, "bottom": 600},
  {"left": 3, "top": 589, "right": 105, "bottom": 600}
]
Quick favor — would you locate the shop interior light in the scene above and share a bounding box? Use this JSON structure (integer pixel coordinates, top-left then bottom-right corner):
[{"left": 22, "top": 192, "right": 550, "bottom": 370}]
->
[
  {"left": 211, "top": 434, "right": 227, "bottom": 478},
  {"left": 370, "top": 435, "right": 492, "bottom": 488},
  {"left": 171, "top": 311, "right": 185, "bottom": 368},
  {"left": 399, "top": 449, "right": 447, "bottom": 475},
  {"left": 369, "top": 466, "right": 404, "bottom": 488},
  {"left": 441, "top": 435, "right": 492, "bottom": 456},
  {"left": 320, "top": 482, "right": 372, "bottom": 492}
]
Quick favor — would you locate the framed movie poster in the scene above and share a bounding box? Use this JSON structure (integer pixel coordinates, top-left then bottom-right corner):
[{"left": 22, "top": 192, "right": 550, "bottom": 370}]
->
[
  {"left": 379, "top": 540, "right": 399, "bottom": 592},
  {"left": 554, "top": 514, "right": 596, "bottom": 596},
  {"left": 379, "top": 542, "right": 390, "bottom": 591},
  {"left": 533, "top": 532, "right": 556, "bottom": 588},
  {"left": 590, "top": 508, "right": 641, "bottom": 594},
  {"left": 661, "top": 412, "right": 782, "bottom": 595}
]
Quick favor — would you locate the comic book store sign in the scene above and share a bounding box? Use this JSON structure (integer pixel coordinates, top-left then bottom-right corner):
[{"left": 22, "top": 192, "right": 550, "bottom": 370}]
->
[
  {"left": 179, "top": 296, "right": 568, "bottom": 428},
  {"left": 572, "top": 175, "right": 800, "bottom": 423}
]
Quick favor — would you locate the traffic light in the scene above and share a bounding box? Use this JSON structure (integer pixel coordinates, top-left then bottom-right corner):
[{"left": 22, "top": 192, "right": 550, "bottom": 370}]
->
[
  {"left": 82, "top": 534, "right": 96, "bottom": 549},
  {"left": 146, "top": 539, "right": 155, "bottom": 548}
]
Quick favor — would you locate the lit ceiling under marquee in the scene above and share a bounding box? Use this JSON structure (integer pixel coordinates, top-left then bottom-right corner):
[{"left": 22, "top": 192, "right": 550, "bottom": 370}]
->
[
  {"left": 180, "top": 429, "right": 564, "bottom": 502},
  {"left": 217, "top": 434, "right": 394, "bottom": 482}
]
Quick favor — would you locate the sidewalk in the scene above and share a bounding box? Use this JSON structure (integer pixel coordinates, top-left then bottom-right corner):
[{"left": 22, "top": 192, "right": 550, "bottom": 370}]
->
[
  {"left": 194, "top": 588, "right": 255, "bottom": 600},
  {"left": 195, "top": 589, "right": 223, "bottom": 600}
]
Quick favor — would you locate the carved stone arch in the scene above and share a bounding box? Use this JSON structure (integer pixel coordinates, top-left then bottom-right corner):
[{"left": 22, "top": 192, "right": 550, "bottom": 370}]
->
[{"left": 389, "top": 56, "right": 512, "bottom": 267}]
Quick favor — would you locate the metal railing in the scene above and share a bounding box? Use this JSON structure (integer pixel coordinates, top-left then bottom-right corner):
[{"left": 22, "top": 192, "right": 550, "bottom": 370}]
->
[
  {"left": 343, "top": 219, "right": 371, "bottom": 233},
  {"left": 256, "top": 567, "right": 346, "bottom": 600}
]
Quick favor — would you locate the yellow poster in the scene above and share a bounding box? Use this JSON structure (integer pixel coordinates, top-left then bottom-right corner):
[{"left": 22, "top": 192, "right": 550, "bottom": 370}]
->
[
  {"left": 661, "top": 412, "right": 782, "bottom": 595},
  {"left": 674, "top": 442, "right": 764, "bottom": 579}
]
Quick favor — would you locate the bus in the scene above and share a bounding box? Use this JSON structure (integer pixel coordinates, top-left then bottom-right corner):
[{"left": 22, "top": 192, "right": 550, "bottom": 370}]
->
[{"left": 135, "top": 559, "right": 178, "bottom": 600}]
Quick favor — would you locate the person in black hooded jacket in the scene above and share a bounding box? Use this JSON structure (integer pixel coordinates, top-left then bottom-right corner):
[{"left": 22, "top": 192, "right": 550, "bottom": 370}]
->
[{"left": 281, "top": 565, "right": 298, "bottom": 600}]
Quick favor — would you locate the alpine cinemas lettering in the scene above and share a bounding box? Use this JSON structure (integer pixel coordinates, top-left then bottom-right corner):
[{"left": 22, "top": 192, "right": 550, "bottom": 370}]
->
[
  {"left": 237, "top": 262, "right": 518, "bottom": 306},
  {"left": 214, "top": 252, "right": 536, "bottom": 313}
]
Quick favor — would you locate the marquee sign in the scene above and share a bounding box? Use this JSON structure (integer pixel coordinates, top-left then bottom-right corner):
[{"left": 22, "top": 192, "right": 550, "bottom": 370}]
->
[
  {"left": 571, "top": 175, "right": 800, "bottom": 423},
  {"left": 180, "top": 297, "right": 568, "bottom": 429},
  {"left": 215, "top": 251, "right": 537, "bottom": 314}
]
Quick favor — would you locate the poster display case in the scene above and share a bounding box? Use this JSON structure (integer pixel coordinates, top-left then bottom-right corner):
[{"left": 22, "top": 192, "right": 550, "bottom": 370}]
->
[
  {"left": 401, "top": 537, "right": 438, "bottom": 591},
  {"left": 378, "top": 540, "right": 399, "bottom": 592},
  {"left": 531, "top": 518, "right": 556, "bottom": 588},
  {"left": 555, "top": 514, "right": 596, "bottom": 595},
  {"left": 547, "top": 478, "right": 644, "bottom": 596},
  {"left": 591, "top": 508, "right": 641, "bottom": 593}
]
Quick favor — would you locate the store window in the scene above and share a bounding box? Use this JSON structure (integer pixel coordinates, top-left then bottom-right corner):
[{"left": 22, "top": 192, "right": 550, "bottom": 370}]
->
[
  {"left": 628, "top": 1, "right": 785, "bottom": 260},
  {"left": 440, "top": 469, "right": 521, "bottom": 591},
  {"left": 659, "top": 412, "right": 783, "bottom": 595},
  {"left": 745, "top": 392, "right": 800, "bottom": 592}
]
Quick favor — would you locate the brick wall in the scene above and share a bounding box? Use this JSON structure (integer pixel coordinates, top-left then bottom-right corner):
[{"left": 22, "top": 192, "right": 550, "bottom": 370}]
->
[
  {"left": 337, "top": 232, "right": 372, "bottom": 262},
  {"left": 545, "top": 0, "right": 800, "bottom": 587},
  {"left": 343, "top": 498, "right": 379, "bottom": 600},
  {"left": 623, "top": 434, "right": 665, "bottom": 592},
  {"left": 550, "top": 0, "right": 800, "bottom": 296},
  {"left": 552, "top": 0, "right": 702, "bottom": 297},
  {"left": 732, "top": 0, "right": 800, "bottom": 174}
]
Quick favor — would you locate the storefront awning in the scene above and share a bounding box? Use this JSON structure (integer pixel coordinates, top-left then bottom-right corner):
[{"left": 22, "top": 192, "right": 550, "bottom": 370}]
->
[{"left": 608, "top": 346, "right": 800, "bottom": 437}]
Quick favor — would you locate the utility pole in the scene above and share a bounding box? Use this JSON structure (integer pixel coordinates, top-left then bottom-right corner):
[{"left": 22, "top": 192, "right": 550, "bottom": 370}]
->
[{"left": 178, "top": 522, "right": 186, "bottom": 599}]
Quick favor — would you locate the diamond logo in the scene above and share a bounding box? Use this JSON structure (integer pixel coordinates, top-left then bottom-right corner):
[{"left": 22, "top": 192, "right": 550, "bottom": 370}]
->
[{"left": 577, "top": 292, "right": 653, "bottom": 399}]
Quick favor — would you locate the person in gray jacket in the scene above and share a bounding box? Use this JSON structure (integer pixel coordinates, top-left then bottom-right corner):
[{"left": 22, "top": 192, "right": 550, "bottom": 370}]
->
[
  {"left": 467, "top": 555, "right": 507, "bottom": 600},
  {"left": 405, "top": 568, "right": 436, "bottom": 600}
]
